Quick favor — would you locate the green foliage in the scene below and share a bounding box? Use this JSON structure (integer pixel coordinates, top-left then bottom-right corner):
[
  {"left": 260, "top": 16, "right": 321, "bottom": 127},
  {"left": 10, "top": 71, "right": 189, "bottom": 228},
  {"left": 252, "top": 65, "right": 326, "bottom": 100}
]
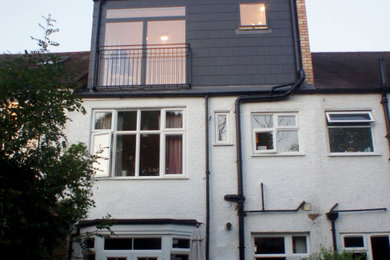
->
[
  {"left": 0, "top": 16, "right": 96, "bottom": 259},
  {"left": 306, "top": 248, "right": 366, "bottom": 260}
]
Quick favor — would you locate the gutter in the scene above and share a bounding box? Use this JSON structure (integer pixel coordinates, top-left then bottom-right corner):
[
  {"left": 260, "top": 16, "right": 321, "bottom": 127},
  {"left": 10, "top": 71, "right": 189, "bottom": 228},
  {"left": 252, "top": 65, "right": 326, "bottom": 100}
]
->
[{"left": 205, "top": 95, "right": 210, "bottom": 260}]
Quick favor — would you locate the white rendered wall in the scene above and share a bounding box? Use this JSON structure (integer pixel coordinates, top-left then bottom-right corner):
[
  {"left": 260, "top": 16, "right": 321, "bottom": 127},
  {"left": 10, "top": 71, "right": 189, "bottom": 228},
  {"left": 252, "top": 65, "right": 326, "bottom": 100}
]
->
[
  {"left": 208, "top": 94, "right": 390, "bottom": 260},
  {"left": 65, "top": 97, "right": 207, "bottom": 222},
  {"left": 66, "top": 93, "right": 390, "bottom": 259}
]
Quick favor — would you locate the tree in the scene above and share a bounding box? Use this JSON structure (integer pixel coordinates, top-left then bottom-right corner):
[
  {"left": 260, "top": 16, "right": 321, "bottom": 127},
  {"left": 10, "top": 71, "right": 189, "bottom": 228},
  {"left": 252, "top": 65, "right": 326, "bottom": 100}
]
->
[{"left": 0, "top": 15, "right": 96, "bottom": 259}]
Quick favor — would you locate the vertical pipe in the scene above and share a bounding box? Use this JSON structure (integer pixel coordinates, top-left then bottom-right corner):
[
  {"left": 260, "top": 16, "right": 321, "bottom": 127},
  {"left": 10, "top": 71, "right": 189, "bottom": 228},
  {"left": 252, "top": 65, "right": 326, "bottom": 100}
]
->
[
  {"left": 205, "top": 95, "right": 210, "bottom": 260},
  {"left": 260, "top": 183, "right": 265, "bottom": 211},
  {"left": 379, "top": 59, "right": 390, "bottom": 159}
]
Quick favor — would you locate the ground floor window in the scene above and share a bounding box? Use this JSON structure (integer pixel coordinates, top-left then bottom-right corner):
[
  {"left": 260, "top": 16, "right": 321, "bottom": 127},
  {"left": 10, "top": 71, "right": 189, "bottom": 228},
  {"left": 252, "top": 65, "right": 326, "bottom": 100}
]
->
[
  {"left": 253, "top": 233, "right": 309, "bottom": 259},
  {"left": 342, "top": 233, "right": 390, "bottom": 260}
]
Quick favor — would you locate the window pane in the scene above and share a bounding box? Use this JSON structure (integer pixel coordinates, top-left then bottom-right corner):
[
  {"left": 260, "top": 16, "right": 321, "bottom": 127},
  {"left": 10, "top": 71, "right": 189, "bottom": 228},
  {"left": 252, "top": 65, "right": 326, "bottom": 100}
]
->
[
  {"left": 344, "top": 236, "right": 364, "bottom": 248},
  {"left": 147, "top": 20, "right": 185, "bottom": 45},
  {"left": 104, "top": 238, "right": 133, "bottom": 250},
  {"left": 166, "top": 135, "right": 182, "bottom": 174},
  {"left": 172, "top": 238, "right": 190, "bottom": 248},
  {"left": 255, "top": 237, "right": 285, "bottom": 254},
  {"left": 277, "top": 130, "right": 299, "bottom": 152},
  {"left": 216, "top": 114, "right": 227, "bottom": 142},
  {"left": 255, "top": 132, "right": 274, "bottom": 151},
  {"left": 107, "top": 7, "right": 185, "bottom": 19},
  {"left": 105, "top": 22, "right": 143, "bottom": 46},
  {"left": 293, "top": 236, "right": 307, "bottom": 253},
  {"left": 118, "top": 111, "right": 137, "bottom": 131},
  {"left": 92, "top": 133, "right": 111, "bottom": 177},
  {"left": 133, "top": 238, "right": 162, "bottom": 250},
  {"left": 140, "top": 134, "right": 160, "bottom": 176},
  {"left": 278, "top": 115, "right": 296, "bottom": 126},
  {"left": 329, "top": 128, "right": 373, "bottom": 152},
  {"left": 166, "top": 111, "right": 183, "bottom": 128},
  {"left": 95, "top": 112, "right": 112, "bottom": 130},
  {"left": 171, "top": 255, "right": 189, "bottom": 260},
  {"left": 240, "top": 3, "right": 267, "bottom": 27},
  {"left": 141, "top": 111, "right": 160, "bottom": 130},
  {"left": 371, "top": 236, "right": 390, "bottom": 260},
  {"left": 252, "top": 115, "right": 273, "bottom": 128},
  {"left": 115, "top": 135, "right": 136, "bottom": 176},
  {"left": 330, "top": 113, "right": 371, "bottom": 121}
]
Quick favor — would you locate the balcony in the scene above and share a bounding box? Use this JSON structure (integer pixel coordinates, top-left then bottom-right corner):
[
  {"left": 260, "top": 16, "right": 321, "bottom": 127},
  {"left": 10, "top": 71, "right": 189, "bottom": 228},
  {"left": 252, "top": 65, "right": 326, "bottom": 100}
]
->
[{"left": 97, "top": 44, "right": 191, "bottom": 89}]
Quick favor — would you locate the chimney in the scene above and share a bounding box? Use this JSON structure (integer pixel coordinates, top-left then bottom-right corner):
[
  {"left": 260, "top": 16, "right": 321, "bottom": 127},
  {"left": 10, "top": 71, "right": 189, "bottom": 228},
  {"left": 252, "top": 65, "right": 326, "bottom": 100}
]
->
[{"left": 296, "top": 0, "right": 314, "bottom": 85}]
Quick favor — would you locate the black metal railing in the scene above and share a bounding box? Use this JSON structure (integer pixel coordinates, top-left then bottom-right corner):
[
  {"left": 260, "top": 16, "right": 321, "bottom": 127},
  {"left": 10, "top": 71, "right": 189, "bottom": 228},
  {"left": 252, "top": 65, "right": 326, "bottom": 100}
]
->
[{"left": 97, "top": 44, "right": 190, "bottom": 89}]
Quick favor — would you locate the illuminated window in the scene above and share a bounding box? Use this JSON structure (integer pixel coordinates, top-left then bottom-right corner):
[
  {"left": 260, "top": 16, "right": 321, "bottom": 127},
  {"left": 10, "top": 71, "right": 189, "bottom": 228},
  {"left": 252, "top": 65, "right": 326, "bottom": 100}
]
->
[{"left": 240, "top": 3, "right": 267, "bottom": 29}]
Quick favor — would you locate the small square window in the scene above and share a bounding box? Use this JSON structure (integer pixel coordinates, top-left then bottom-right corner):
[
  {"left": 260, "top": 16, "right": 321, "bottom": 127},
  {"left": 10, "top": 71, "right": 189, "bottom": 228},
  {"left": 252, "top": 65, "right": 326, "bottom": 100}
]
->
[
  {"left": 252, "top": 113, "right": 300, "bottom": 154},
  {"left": 344, "top": 236, "right": 364, "bottom": 248},
  {"left": 326, "top": 111, "right": 375, "bottom": 153},
  {"left": 240, "top": 3, "right": 267, "bottom": 29}
]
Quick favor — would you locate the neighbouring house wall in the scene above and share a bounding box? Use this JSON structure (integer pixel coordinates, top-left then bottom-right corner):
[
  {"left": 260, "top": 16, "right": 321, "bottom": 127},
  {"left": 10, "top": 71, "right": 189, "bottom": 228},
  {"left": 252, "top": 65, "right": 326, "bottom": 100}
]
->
[{"left": 207, "top": 93, "right": 390, "bottom": 260}]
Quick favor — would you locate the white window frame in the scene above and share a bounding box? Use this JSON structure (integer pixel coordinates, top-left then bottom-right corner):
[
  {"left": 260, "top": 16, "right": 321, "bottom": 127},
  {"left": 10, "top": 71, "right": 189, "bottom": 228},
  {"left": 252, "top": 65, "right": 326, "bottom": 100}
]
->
[
  {"left": 91, "top": 108, "right": 185, "bottom": 178},
  {"left": 252, "top": 233, "right": 310, "bottom": 259},
  {"left": 214, "top": 111, "right": 232, "bottom": 145},
  {"left": 326, "top": 111, "right": 376, "bottom": 155},
  {"left": 341, "top": 233, "right": 390, "bottom": 260},
  {"left": 326, "top": 111, "right": 374, "bottom": 124},
  {"left": 252, "top": 113, "right": 300, "bottom": 155}
]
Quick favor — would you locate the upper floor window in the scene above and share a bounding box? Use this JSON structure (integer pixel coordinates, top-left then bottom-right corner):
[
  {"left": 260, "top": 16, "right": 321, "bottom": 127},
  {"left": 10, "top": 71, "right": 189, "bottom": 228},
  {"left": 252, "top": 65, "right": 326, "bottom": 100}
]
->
[
  {"left": 92, "top": 108, "right": 185, "bottom": 178},
  {"left": 326, "top": 111, "right": 375, "bottom": 153},
  {"left": 240, "top": 3, "right": 267, "bottom": 29},
  {"left": 99, "top": 7, "right": 187, "bottom": 87},
  {"left": 251, "top": 113, "right": 300, "bottom": 155}
]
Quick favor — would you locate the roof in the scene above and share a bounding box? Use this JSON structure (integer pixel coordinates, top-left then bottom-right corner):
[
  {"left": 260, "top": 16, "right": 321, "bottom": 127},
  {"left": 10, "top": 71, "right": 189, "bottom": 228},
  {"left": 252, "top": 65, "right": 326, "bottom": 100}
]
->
[
  {"left": 0, "top": 51, "right": 90, "bottom": 88},
  {"left": 1, "top": 51, "right": 389, "bottom": 93},
  {"left": 312, "top": 52, "right": 390, "bottom": 91}
]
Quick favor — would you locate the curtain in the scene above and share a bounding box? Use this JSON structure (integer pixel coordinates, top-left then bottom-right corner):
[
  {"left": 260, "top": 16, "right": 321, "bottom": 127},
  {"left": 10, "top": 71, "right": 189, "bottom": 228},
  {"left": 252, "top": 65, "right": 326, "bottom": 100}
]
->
[{"left": 166, "top": 135, "right": 182, "bottom": 174}]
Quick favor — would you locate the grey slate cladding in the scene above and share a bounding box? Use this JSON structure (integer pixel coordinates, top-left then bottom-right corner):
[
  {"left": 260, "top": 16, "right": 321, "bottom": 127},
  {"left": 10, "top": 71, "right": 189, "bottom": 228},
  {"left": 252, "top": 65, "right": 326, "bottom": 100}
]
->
[{"left": 91, "top": 0, "right": 298, "bottom": 90}]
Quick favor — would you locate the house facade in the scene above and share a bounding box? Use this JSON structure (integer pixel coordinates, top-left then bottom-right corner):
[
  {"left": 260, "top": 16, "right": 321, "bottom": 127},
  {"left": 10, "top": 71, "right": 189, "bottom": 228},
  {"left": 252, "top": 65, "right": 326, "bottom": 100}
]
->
[{"left": 66, "top": 0, "right": 390, "bottom": 259}]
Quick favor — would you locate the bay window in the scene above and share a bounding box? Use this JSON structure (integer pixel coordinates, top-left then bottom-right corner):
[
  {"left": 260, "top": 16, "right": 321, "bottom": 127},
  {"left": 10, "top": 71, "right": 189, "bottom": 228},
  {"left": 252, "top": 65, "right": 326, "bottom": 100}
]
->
[{"left": 92, "top": 109, "right": 184, "bottom": 178}]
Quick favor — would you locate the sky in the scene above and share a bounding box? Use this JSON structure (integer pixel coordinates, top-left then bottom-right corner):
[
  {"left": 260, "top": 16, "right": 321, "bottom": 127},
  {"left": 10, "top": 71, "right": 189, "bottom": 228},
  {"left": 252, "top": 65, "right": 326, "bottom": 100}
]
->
[{"left": 0, "top": 0, "right": 389, "bottom": 53}]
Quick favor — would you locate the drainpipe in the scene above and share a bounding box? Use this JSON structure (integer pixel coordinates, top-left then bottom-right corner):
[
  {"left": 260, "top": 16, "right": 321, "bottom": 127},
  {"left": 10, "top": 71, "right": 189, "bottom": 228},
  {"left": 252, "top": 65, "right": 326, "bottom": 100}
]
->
[
  {"left": 91, "top": 0, "right": 106, "bottom": 90},
  {"left": 229, "top": 1, "right": 304, "bottom": 259},
  {"left": 205, "top": 95, "right": 210, "bottom": 260},
  {"left": 379, "top": 59, "right": 390, "bottom": 159}
]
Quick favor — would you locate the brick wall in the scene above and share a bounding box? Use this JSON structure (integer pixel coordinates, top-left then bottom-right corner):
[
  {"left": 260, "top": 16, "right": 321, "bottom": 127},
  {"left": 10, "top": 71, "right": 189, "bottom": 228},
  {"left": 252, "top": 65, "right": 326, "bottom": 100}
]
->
[{"left": 297, "top": 0, "right": 314, "bottom": 85}]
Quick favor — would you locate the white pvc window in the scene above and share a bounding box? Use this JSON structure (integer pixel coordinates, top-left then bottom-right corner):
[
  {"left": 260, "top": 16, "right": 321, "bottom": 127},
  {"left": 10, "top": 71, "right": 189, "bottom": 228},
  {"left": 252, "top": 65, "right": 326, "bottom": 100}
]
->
[
  {"left": 91, "top": 109, "right": 185, "bottom": 178},
  {"left": 342, "top": 233, "right": 390, "bottom": 260},
  {"left": 252, "top": 113, "right": 299, "bottom": 154},
  {"left": 326, "top": 111, "right": 375, "bottom": 153},
  {"left": 253, "top": 234, "right": 309, "bottom": 259},
  {"left": 215, "top": 112, "right": 231, "bottom": 145}
]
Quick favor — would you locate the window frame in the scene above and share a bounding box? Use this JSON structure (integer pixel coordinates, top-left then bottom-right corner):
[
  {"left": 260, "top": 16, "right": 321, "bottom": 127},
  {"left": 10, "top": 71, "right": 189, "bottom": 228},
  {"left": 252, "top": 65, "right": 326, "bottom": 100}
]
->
[
  {"left": 239, "top": 3, "right": 268, "bottom": 30},
  {"left": 91, "top": 108, "right": 186, "bottom": 178},
  {"left": 251, "top": 112, "right": 300, "bottom": 155},
  {"left": 341, "top": 233, "right": 390, "bottom": 260},
  {"left": 214, "top": 111, "right": 232, "bottom": 145},
  {"left": 252, "top": 233, "right": 310, "bottom": 259},
  {"left": 326, "top": 111, "right": 376, "bottom": 155}
]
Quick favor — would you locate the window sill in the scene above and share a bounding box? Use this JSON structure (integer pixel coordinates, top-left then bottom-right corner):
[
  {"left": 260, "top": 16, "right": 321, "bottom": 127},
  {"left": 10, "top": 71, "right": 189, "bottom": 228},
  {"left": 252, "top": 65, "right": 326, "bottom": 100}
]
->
[
  {"left": 251, "top": 152, "right": 305, "bottom": 157},
  {"left": 95, "top": 176, "right": 189, "bottom": 180},
  {"left": 236, "top": 27, "right": 272, "bottom": 34},
  {"left": 213, "top": 143, "right": 234, "bottom": 147},
  {"left": 328, "top": 152, "right": 381, "bottom": 157}
]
